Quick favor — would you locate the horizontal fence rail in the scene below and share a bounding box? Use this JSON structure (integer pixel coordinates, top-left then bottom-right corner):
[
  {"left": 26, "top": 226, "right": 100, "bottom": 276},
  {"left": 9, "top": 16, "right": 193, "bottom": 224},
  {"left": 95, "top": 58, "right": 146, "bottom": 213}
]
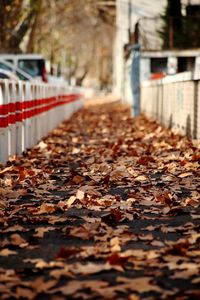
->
[
  {"left": 141, "top": 72, "right": 200, "bottom": 140},
  {"left": 0, "top": 80, "right": 83, "bottom": 164}
]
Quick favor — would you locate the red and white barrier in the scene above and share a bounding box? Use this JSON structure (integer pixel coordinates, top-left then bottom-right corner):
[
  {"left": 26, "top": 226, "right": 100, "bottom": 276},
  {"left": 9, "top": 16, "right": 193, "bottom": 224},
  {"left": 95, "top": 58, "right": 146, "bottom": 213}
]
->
[{"left": 0, "top": 80, "right": 83, "bottom": 164}]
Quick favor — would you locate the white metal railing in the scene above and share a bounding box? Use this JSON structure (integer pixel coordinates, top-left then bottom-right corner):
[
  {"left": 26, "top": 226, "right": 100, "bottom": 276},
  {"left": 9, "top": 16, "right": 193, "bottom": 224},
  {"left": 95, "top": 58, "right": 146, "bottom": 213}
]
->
[
  {"left": 141, "top": 72, "right": 200, "bottom": 140},
  {"left": 0, "top": 80, "right": 83, "bottom": 164}
]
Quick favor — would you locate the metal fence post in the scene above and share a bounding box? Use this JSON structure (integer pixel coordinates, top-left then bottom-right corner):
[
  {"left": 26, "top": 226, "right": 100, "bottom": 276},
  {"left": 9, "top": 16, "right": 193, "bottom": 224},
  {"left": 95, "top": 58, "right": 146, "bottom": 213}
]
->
[{"left": 131, "top": 44, "right": 141, "bottom": 117}]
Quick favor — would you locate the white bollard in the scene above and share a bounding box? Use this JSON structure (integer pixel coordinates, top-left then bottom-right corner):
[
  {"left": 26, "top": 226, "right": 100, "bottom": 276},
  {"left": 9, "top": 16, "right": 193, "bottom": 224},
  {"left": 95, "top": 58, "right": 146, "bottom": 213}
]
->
[
  {"left": 0, "top": 81, "right": 9, "bottom": 164},
  {"left": 24, "top": 82, "right": 32, "bottom": 150},
  {"left": 9, "top": 81, "right": 18, "bottom": 157},
  {"left": 15, "top": 81, "right": 23, "bottom": 154}
]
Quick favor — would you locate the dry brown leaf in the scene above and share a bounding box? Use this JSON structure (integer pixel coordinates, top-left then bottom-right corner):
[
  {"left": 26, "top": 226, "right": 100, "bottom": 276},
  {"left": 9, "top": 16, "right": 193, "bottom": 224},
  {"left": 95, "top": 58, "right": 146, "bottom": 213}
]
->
[
  {"left": 71, "top": 262, "right": 114, "bottom": 275},
  {"left": 184, "top": 198, "right": 199, "bottom": 207},
  {"left": 66, "top": 196, "right": 77, "bottom": 208},
  {"left": 36, "top": 260, "right": 65, "bottom": 269},
  {"left": 0, "top": 166, "right": 14, "bottom": 175},
  {"left": 192, "top": 277, "right": 200, "bottom": 284},
  {"left": 0, "top": 199, "right": 6, "bottom": 209},
  {"left": 50, "top": 280, "right": 109, "bottom": 296},
  {"left": 188, "top": 233, "right": 200, "bottom": 244},
  {"left": 166, "top": 261, "right": 197, "bottom": 271},
  {"left": 135, "top": 175, "right": 148, "bottom": 181},
  {"left": 154, "top": 191, "right": 173, "bottom": 206},
  {"left": 191, "top": 214, "right": 200, "bottom": 219},
  {"left": 137, "top": 156, "right": 155, "bottom": 165},
  {"left": 72, "top": 147, "right": 80, "bottom": 154},
  {"left": 72, "top": 175, "right": 84, "bottom": 184},
  {"left": 35, "top": 203, "right": 56, "bottom": 215},
  {"left": 171, "top": 269, "right": 199, "bottom": 279},
  {"left": 107, "top": 253, "right": 128, "bottom": 267},
  {"left": 16, "top": 287, "right": 35, "bottom": 300},
  {"left": 116, "top": 276, "right": 162, "bottom": 293},
  {"left": 139, "top": 199, "right": 153, "bottom": 206},
  {"left": 10, "top": 233, "right": 27, "bottom": 247},
  {"left": 49, "top": 267, "right": 72, "bottom": 279},
  {"left": 31, "top": 277, "right": 57, "bottom": 293},
  {"left": 56, "top": 247, "right": 81, "bottom": 259},
  {"left": 0, "top": 249, "right": 17, "bottom": 256},
  {"left": 110, "top": 237, "right": 121, "bottom": 252},
  {"left": 3, "top": 225, "right": 27, "bottom": 233},
  {"left": 76, "top": 189, "right": 85, "bottom": 200},
  {"left": 151, "top": 240, "right": 165, "bottom": 247},
  {"left": 128, "top": 295, "right": 141, "bottom": 300},
  {"left": 68, "top": 222, "right": 100, "bottom": 240},
  {"left": 178, "top": 172, "right": 193, "bottom": 178},
  {"left": 33, "top": 227, "right": 55, "bottom": 238}
]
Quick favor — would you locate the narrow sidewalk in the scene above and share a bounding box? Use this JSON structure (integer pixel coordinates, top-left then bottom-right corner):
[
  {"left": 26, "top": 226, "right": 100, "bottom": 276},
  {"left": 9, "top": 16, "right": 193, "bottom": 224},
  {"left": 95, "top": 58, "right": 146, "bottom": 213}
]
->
[{"left": 0, "top": 101, "right": 200, "bottom": 300}]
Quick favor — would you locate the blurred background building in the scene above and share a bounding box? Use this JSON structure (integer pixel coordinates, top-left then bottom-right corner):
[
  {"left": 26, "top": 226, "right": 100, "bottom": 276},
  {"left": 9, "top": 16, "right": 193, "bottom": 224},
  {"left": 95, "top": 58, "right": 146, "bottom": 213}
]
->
[{"left": 113, "top": 0, "right": 200, "bottom": 103}]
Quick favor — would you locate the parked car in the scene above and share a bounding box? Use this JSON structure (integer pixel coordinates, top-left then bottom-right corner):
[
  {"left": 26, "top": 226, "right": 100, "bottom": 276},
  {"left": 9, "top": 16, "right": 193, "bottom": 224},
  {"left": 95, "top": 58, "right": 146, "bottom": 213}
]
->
[
  {"left": 0, "top": 68, "right": 19, "bottom": 80},
  {"left": 0, "top": 59, "right": 36, "bottom": 81},
  {"left": 0, "top": 54, "right": 47, "bottom": 82}
]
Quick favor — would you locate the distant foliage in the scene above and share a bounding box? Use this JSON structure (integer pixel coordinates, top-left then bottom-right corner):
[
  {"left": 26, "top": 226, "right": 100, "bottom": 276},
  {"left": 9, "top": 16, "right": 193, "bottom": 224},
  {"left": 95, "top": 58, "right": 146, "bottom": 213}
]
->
[
  {"left": 0, "top": 0, "right": 41, "bottom": 53},
  {"left": 159, "top": 0, "right": 182, "bottom": 49},
  {"left": 159, "top": 0, "right": 200, "bottom": 49},
  {"left": 182, "top": 5, "right": 200, "bottom": 48}
]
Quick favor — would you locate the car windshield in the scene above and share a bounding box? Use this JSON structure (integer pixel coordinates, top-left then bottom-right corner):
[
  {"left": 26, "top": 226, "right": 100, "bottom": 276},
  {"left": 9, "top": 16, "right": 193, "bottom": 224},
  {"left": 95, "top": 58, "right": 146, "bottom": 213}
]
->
[
  {"left": 16, "top": 71, "right": 29, "bottom": 81},
  {"left": 18, "top": 59, "right": 44, "bottom": 77},
  {"left": 0, "top": 72, "right": 10, "bottom": 79},
  {"left": 0, "top": 61, "right": 12, "bottom": 71}
]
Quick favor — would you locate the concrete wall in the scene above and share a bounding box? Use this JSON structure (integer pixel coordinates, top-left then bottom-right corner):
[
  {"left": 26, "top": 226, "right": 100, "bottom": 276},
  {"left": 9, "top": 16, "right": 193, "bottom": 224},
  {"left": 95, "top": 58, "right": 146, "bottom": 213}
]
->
[{"left": 141, "top": 72, "right": 200, "bottom": 140}]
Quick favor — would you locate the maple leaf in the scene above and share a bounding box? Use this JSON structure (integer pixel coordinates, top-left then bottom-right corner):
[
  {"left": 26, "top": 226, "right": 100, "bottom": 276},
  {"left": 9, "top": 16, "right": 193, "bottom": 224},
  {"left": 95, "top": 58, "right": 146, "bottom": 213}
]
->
[
  {"left": 68, "top": 222, "right": 100, "bottom": 240},
  {"left": 101, "top": 208, "right": 124, "bottom": 225},
  {"left": 34, "top": 203, "right": 57, "bottom": 214},
  {"left": 31, "top": 277, "right": 57, "bottom": 293},
  {"left": 154, "top": 190, "right": 173, "bottom": 207},
  {"left": 116, "top": 276, "right": 162, "bottom": 293}
]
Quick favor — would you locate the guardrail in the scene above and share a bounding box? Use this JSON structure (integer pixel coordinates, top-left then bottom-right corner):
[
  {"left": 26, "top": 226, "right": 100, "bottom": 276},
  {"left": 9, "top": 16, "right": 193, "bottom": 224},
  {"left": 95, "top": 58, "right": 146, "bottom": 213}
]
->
[
  {"left": 0, "top": 80, "right": 83, "bottom": 164},
  {"left": 141, "top": 72, "right": 200, "bottom": 140}
]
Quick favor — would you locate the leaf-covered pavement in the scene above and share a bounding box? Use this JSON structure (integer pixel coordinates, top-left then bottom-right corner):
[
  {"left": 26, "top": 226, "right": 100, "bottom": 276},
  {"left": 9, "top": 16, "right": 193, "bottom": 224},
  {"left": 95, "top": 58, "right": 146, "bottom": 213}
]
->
[{"left": 0, "top": 102, "right": 200, "bottom": 300}]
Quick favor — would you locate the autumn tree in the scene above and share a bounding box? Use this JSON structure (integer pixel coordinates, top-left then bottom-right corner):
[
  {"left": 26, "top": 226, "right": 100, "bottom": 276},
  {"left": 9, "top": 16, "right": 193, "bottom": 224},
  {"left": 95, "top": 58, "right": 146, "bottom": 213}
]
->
[
  {"left": 27, "top": 0, "right": 116, "bottom": 87},
  {"left": 159, "top": 0, "right": 200, "bottom": 49},
  {"left": 0, "top": 0, "right": 115, "bottom": 87},
  {"left": 159, "top": 0, "right": 182, "bottom": 49},
  {"left": 182, "top": 4, "right": 200, "bottom": 49},
  {"left": 0, "top": 0, "right": 41, "bottom": 53}
]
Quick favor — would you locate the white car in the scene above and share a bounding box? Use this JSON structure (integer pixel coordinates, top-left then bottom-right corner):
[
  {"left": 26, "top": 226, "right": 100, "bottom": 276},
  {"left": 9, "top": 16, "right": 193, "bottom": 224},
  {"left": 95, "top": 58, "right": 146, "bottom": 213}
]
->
[
  {"left": 0, "top": 59, "right": 34, "bottom": 81},
  {"left": 0, "top": 54, "right": 47, "bottom": 82},
  {"left": 0, "top": 68, "right": 19, "bottom": 80}
]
